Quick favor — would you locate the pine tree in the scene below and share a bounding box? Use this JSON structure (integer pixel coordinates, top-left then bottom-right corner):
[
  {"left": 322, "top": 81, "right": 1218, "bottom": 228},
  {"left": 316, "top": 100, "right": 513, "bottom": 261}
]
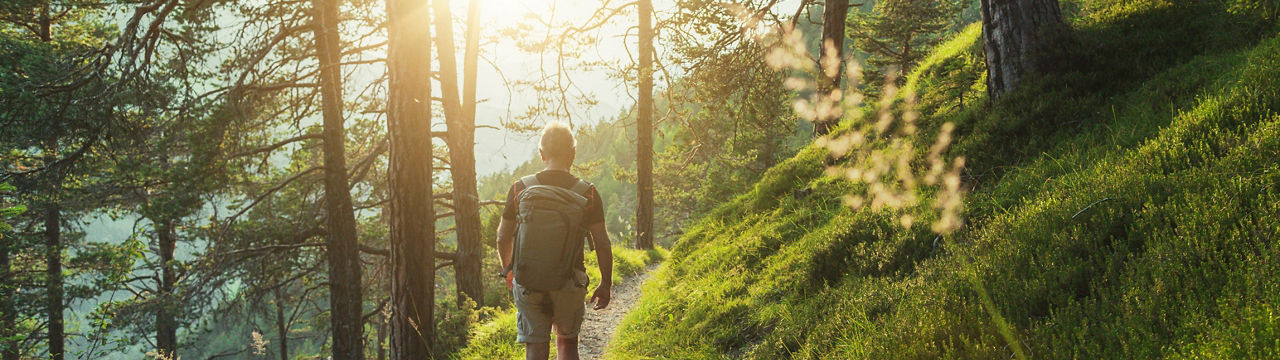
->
[
  {"left": 980, "top": 0, "right": 1066, "bottom": 98},
  {"left": 386, "top": 0, "right": 435, "bottom": 356},
  {"left": 636, "top": 0, "right": 656, "bottom": 250},
  {"left": 849, "top": 0, "right": 959, "bottom": 79}
]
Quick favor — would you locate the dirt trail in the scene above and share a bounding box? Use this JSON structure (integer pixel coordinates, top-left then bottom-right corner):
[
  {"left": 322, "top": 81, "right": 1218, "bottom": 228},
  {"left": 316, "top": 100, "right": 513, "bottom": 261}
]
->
[{"left": 577, "top": 264, "right": 659, "bottom": 360}]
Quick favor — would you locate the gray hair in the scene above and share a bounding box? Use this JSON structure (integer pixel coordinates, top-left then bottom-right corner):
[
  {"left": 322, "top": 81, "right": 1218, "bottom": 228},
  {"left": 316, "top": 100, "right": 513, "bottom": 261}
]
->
[{"left": 539, "top": 122, "right": 576, "bottom": 159}]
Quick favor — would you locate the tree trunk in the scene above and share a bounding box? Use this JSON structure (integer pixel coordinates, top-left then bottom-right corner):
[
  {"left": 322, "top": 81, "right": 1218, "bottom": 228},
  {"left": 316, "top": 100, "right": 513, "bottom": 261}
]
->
[
  {"left": 813, "top": 0, "right": 849, "bottom": 137},
  {"left": 37, "top": 1, "right": 51, "bottom": 42},
  {"left": 457, "top": 0, "right": 484, "bottom": 310},
  {"left": 44, "top": 202, "right": 63, "bottom": 360},
  {"left": 433, "top": 0, "right": 485, "bottom": 309},
  {"left": 1, "top": 233, "right": 15, "bottom": 360},
  {"left": 39, "top": 11, "right": 61, "bottom": 359},
  {"left": 309, "top": 0, "right": 365, "bottom": 358},
  {"left": 635, "top": 0, "right": 656, "bottom": 250},
  {"left": 386, "top": 0, "right": 435, "bottom": 357},
  {"left": 980, "top": 0, "right": 1066, "bottom": 99},
  {"left": 900, "top": 41, "right": 911, "bottom": 78},
  {"left": 274, "top": 288, "right": 289, "bottom": 360},
  {"left": 462, "top": 0, "right": 481, "bottom": 126},
  {"left": 155, "top": 220, "right": 178, "bottom": 357},
  {"left": 376, "top": 316, "right": 386, "bottom": 360}
]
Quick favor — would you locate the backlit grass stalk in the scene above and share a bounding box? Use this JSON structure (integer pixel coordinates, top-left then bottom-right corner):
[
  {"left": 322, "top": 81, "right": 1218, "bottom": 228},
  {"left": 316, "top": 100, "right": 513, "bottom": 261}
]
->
[
  {"left": 754, "top": 22, "right": 1026, "bottom": 359},
  {"left": 758, "top": 23, "right": 965, "bottom": 236}
]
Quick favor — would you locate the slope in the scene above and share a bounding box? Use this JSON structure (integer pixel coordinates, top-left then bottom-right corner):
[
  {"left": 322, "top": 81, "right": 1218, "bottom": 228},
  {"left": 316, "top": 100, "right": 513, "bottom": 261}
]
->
[{"left": 609, "top": 1, "right": 1280, "bottom": 358}]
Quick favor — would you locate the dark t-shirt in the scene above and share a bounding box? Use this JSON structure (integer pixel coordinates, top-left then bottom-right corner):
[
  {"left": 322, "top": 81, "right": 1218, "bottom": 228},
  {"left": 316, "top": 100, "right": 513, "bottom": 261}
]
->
[{"left": 502, "top": 169, "right": 606, "bottom": 226}]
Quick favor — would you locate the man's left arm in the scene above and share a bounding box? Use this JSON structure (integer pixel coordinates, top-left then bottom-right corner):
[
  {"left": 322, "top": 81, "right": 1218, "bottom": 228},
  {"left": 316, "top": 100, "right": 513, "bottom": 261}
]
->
[{"left": 587, "top": 222, "right": 612, "bottom": 310}]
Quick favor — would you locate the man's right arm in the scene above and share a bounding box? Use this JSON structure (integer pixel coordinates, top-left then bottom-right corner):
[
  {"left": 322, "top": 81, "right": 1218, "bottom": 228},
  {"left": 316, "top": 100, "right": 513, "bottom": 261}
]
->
[
  {"left": 496, "top": 217, "right": 516, "bottom": 289},
  {"left": 587, "top": 222, "right": 612, "bottom": 310},
  {"left": 496, "top": 183, "right": 520, "bottom": 289}
]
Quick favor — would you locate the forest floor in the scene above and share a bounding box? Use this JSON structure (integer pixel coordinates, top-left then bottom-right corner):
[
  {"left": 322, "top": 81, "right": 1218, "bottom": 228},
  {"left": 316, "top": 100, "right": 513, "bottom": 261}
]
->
[{"left": 577, "top": 263, "right": 660, "bottom": 359}]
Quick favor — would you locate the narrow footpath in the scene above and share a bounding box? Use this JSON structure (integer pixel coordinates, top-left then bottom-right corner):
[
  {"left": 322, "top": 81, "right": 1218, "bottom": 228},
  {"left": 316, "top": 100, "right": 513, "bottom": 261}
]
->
[{"left": 577, "top": 264, "right": 659, "bottom": 360}]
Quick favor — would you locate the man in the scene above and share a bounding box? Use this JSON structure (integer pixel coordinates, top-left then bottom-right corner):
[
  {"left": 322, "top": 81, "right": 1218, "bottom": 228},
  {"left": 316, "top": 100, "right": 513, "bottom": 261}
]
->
[{"left": 497, "top": 122, "right": 613, "bottom": 360}]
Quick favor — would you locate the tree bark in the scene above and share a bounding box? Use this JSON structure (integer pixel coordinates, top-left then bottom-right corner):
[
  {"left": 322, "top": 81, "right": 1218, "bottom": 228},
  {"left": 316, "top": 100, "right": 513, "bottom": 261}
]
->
[
  {"left": 980, "top": 0, "right": 1066, "bottom": 99},
  {"left": 1, "top": 232, "right": 14, "bottom": 360},
  {"left": 635, "top": 0, "right": 656, "bottom": 250},
  {"left": 814, "top": 0, "right": 849, "bottom": 137},
  {"left": 386, "top": 0, "right": 435, "bottom": 357},
  {"left": 376, "top": 316, "right": 386, "bottom": 360},
  {"left": 274, "top": 288, "right": 289, "bottom": 360},
  {"left": 38, "top": 1, "right": 51, "bottom": 42},
  {"left": 39, "top": 11, "right": 61, "bottom": 358},
  {"left": 155, "top": 220, "right": 178, "bottom": 357},
  {"left": 432, "top": 0, "right": 485, "bottom": 309},
  {"left": 44, "top": 202, "right": 63, "bottom": 360},
  {"left": 309, "top": 0, "right": 365, "bottom": 358},
  {"left": 457, "top": 0, "right": 485, "bottom": 310}
]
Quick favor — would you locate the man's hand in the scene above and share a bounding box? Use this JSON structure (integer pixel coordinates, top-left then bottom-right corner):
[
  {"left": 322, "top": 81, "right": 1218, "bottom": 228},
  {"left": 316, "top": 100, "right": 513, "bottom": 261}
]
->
[
  {"left": 497, "top": 217, "right": 516, "bottom": 291},
  {"left": 589, "top": 285, "right": 611, "bottom": 310}
]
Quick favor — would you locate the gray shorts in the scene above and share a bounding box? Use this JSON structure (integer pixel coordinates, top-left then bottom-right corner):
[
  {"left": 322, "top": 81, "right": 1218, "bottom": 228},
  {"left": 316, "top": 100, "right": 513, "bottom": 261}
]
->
[{"left": 513, "top": 270, "right": 589, "bottom": 343}]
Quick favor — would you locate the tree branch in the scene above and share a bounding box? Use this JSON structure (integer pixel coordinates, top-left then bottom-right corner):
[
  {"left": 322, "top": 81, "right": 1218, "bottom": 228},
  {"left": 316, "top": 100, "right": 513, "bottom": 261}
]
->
[
  {"left": 218, "top": 167, "right": 323, "bottom": 237},
  {"left": 227, "top": 133, "right": 323, "bottom": 159},
  {"left": 359, "top": 245, "right": 389, "bottom": 256},
  {"left": 348, "top": 140, "right": 389, "bottom": 188}
]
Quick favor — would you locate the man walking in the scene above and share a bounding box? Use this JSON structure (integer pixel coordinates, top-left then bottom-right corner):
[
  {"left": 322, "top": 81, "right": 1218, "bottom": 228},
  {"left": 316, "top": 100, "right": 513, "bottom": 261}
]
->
[{"left": 497, "top": 122, "right": 613, "bottom": 360}]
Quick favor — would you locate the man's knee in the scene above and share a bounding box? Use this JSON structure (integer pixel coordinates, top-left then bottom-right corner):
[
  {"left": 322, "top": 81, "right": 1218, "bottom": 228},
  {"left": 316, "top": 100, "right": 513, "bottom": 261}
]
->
[
  {"left": 525, "top": 342, "right": 551, "bottom": 360},
  {"left": 555, "top": 336, "right": 579, "bottom": 360}
]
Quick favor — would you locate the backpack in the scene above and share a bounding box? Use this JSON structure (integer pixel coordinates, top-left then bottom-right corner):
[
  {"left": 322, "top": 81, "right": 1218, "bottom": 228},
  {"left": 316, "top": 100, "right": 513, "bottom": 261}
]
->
[{"left": 505, "top": 175, "right": 592, "bottom": 292}]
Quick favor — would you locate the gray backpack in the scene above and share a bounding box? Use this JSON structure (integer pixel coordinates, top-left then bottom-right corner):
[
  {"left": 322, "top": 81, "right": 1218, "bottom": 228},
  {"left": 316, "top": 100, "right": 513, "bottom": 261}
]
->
[{"left": 506, "top": 175, "right": 592, "bottom": 292}]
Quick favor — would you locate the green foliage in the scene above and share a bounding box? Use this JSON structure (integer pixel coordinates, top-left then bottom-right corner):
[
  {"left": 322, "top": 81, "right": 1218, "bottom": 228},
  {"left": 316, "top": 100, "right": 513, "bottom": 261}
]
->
[
  {"left": 848, "top": 0, "right": 961, "bottom": 75},
  {"left": 610, "top": 0, "right": 1280, "bottom": 358},
  {"left": 451, "top": 310, "right": 523, "bottom": 360},
  {"left": 0, "top": 183, "right": 23, "bottom": 235},
  {"left": 902, "top": 23, "right": 986, "bottom": 114}
]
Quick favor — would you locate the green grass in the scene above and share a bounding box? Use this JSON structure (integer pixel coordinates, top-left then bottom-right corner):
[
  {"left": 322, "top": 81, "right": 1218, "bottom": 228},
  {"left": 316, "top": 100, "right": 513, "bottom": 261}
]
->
[
  {"left": 452, "top": 246, "right": 666, "bottom": 360},
  {"left": 608, "top": 0, "right": 1280, "bottom": 358}
]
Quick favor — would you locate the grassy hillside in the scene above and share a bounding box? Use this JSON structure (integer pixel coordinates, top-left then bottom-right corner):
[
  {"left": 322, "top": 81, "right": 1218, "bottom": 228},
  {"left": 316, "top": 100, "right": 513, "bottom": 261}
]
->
[{"left": 610, "top": 1, "right": 1280, "bottom": 358}]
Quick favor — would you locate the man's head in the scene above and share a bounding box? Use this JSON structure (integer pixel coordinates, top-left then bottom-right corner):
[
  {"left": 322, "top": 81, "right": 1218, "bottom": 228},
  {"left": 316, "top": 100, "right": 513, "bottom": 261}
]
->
[{"left": 539, "top": 122, "right": 576, "bottom": 165}]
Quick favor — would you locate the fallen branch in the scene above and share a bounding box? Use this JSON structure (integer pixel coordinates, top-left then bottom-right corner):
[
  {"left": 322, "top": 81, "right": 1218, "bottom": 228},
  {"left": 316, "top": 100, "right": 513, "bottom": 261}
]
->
[{"left": 1072, "top": 198, "right": 1115, "bottom": 219}]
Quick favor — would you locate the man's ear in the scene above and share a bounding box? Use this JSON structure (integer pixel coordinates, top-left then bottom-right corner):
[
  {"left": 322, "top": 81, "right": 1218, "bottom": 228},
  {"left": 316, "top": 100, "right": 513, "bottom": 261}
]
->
[{"left": 539, "top": 149, "right": 546, "bottom": 162}]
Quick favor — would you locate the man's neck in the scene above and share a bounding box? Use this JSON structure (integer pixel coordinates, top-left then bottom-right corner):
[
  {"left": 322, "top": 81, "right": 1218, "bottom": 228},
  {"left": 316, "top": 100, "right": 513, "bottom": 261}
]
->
[{"left": 543, "top": 158, "right": 572, "bottom": 172}]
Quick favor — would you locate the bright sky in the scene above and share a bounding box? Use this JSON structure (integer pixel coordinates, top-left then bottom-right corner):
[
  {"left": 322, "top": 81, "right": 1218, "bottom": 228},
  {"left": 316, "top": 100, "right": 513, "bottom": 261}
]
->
[
  {"left": 466, "top": 0, "right": 809, "bottom": 175},
  {"left": 467, "top": 0, "right": 641, "bottom": 175}
]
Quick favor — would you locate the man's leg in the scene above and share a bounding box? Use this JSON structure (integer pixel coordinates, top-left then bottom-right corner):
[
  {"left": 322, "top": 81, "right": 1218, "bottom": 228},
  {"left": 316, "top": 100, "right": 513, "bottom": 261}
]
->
[
  {"left": 525, "top": 342, "right": 551, "bottom": 360},
  {"left": 549, "top": 272, "right": 588, "bottom": 360},
  {"left": 515, "top": 283, "right": 554, "bottom": 360},
  {"left": 555, "top": 336, "right": 579, "bottom": 360}
]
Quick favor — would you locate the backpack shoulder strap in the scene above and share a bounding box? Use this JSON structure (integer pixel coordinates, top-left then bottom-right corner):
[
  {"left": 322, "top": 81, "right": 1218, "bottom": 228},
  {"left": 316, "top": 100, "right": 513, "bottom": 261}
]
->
[
  {"left": 569, "top": 180, "right": 592, "bottom": 198},
  {"left": 520, "top": 175, "right": 540, "bottom": 188}
]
